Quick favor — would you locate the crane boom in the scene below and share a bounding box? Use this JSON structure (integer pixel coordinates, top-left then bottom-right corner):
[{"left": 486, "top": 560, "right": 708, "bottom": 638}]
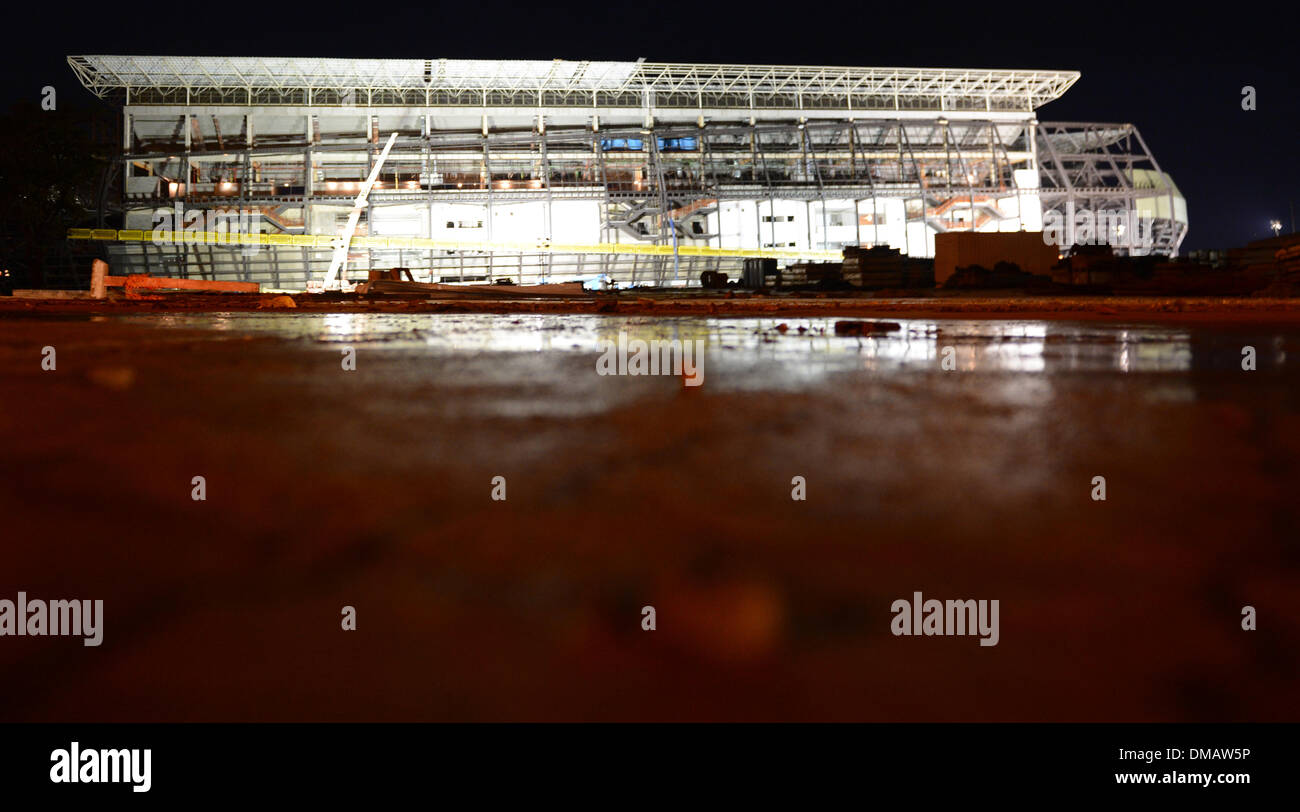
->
[{"left": 321, "top": 132, "right": 399, "bottom": 289}]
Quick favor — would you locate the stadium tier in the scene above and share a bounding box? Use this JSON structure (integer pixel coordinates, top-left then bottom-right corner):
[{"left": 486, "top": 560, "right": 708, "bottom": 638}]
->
[{"left": 68, "top": 55, "right": 1187, "bottom": 289}]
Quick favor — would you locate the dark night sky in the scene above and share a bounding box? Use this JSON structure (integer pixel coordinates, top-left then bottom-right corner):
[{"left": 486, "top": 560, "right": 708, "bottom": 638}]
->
[{"left": 6, "top": 2, "right": 1297, "bottom": 251}]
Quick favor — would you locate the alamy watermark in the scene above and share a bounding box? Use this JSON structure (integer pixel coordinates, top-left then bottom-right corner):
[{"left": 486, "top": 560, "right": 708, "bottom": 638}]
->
[
  {"left": 152, "top": 204, "right": 262, "bottom": 255},
  {"left": 596, "top": 332, "right": 705, "bottom": 387},
  {"left": 1042, "top": 210, "right": 1155, "bottom": 251},
  {"left": 50, "top": 742, "right": 150, "bottom": 792},
  {"left": 0, "top": 592, "right": 103, "bottom": 646},
  {"left": 890, "top": 591, "right": 999, "bottom": 646}
]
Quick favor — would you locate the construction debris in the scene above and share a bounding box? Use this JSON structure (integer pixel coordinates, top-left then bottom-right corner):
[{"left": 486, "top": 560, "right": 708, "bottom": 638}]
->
[
  {"left": 360, "top": 280, "right": 591, "bottom": 298},
  {"left": 1049, "top": 235, "right": 1300, "bottom": 296},
  {"left": 834, "top": 320, "right": 902, "bottom": 336},
  {"left": 944, "top": 262, "right": 1053, "bottom": 290},
  {"left": 699, "top": 270, "right": 730, "bottom": 290},
  {"left": 20, "top": 231, "right": 1300, "bottom": 309},
  {"left": 367, "top": 268, "right": 416, "bottom": 283},
  {"left": 89, "top": 258, "right": 261, "bottom": 298}
]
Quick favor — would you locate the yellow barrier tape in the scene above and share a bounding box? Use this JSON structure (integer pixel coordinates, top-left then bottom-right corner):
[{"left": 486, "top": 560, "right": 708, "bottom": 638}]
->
[{"left": 66, "top": 229, "right": 843, "bottom": 262}]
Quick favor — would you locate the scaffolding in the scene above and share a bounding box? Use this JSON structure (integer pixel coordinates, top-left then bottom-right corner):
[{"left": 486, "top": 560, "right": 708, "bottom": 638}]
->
[
  {"left": 66, "top": 55, "right": 1185, "bottom": 288},
  {"left": 1036, "top": 122, "right": 1187, "bottom": 255}
]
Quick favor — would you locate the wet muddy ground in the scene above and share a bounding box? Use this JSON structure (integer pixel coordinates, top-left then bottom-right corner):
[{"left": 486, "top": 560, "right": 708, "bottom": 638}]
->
[{"left": 1, "top": 306, "right": 1297, "bottom": 721}]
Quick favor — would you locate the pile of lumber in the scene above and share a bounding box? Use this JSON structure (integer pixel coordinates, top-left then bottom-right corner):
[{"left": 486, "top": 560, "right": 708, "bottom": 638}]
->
[
  {"left": 841, "top": 246, "right": 934, "bottom": 289},
  {"left": 781, "top": 262, "right": 845, "bottom": 287}
]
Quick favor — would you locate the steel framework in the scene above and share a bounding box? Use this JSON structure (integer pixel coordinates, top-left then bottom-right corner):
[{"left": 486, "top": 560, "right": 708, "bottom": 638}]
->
[
  {"left": 1036, "top": 122, "right": 1187, "bottom": 254},
  {"left": 69, "top": 55, "right": 1079, "bottom": 113},
  {"left": 112, "top": 118, "right": 1041, "bottom": 268},
  {"left": 66, "top": 56, "right": 1188, "bottom": 288}
]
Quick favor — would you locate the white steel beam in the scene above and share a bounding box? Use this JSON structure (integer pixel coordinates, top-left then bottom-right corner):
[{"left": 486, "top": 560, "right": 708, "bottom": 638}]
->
[
  {"left": 321, "top": 132, "right": 398, "bottom": 289},
  {"left": 68, "top": 56, "right": 1080, "bottom": 113}
]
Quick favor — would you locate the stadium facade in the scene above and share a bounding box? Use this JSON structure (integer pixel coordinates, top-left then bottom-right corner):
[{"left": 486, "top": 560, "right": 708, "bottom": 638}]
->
[{"left": 67, "top": 55, "right": 1188, "bottom": 289}]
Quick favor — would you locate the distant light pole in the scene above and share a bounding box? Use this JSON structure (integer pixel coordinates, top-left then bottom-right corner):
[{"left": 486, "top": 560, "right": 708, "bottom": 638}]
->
[{"left": 1270, "top": 220, "right": 1283, "bottom": 237}]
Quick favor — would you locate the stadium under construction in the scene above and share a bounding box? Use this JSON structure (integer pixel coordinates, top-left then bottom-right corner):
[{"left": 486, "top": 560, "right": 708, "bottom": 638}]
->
[{"left": 66, "top": 55, "right": 1189, "bottom": 290}]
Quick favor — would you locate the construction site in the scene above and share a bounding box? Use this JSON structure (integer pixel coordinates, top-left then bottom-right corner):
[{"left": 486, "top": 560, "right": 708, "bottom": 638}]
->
[
  {"left": 52, "top": 55, "right": 1193, "bottom": 293},
  {"left": 2, "top": 52, "right": 1298, "bottom": 732}
]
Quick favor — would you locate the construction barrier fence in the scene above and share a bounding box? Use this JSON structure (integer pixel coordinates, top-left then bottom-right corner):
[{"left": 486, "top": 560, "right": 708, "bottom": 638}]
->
[{"left": 67, "top": 229, "right": 843, "bottom": 262}]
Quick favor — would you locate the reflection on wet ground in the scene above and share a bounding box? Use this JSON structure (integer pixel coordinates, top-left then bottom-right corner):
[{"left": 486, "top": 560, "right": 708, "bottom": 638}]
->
[
  {"left": 3, "top": 312, "right": 1298, "bottom": 721},
  {"left": 122, "top": 312, "right": 1291, "bottom": 380}
]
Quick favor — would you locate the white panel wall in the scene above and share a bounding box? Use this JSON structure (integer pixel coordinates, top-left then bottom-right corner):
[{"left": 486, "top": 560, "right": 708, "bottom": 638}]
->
[
  {"left": 371, "top": 203, "right": 425, "bottom": 236},
  {"left": 710, "top": 197, "right": 926, "bottom": 256},
  {"left": 550, "top": 201, "right": 601, "bottom": 243},
  {"left": 491, "top": 202, "right": 544, "bottom": 242}
]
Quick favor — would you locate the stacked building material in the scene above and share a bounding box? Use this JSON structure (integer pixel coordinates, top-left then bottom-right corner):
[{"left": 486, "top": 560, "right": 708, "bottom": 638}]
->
[
  {"left": 1255, "top": 241, "right": 1300, "bottom": 296},
  {"left": 1227, "top": 236, "right": 1292, "bottom": 294},
  {"left": 1277, "top": 243, "right": 1300, "bottom": 277},
  {"left": 1227, "top": 234, "right": 1300, "bottom": 267},
  {"left": 841, "top": 246, "right": 934, "bottom": 289},
  {"left": 742, "top": 258, "right": 778, "bottom": 289},
  {"left": 782, "top": 262, "right": 845, "bottom": 287},
  {"left": 1052, "top": 247, "right": 1275, "bottom": 296}
]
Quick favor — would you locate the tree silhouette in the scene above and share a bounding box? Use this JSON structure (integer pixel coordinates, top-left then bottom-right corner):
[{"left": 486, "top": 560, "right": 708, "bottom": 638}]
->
[{"left": 0, "top": 101, "right": 115, "bottom": 289}]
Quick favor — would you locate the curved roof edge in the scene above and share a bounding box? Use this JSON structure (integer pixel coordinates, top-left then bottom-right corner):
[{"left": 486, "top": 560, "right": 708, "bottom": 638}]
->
[{"left": 68, "top": 55, "right": 1080, "bottom": 112}]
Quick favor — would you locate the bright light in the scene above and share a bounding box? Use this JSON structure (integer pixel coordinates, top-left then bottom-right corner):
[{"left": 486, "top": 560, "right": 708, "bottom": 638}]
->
[{"left": 1270, "top": 220, "right": 1283, "bottom": 236}]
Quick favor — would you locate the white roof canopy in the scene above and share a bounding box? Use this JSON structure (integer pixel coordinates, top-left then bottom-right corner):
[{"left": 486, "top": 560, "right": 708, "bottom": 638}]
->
[{"left": 68, "top": 55, "right": 1080, "bottom": 112}]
